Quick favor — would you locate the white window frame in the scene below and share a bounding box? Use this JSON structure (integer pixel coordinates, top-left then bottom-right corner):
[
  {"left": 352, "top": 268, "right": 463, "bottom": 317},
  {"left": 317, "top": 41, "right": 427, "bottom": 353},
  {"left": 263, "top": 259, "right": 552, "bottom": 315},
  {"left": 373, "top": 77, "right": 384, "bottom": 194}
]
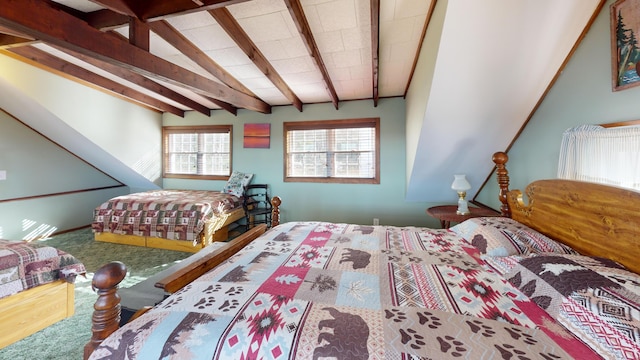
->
[
  {"left": 558, "top": 122, "right": 640, "bottom": 190},
  {"left": 163, "top": 125, "right": 232, "bottom": 180},
  {"left": 284, "top": 118, "right": 380, "bottom": 184}
]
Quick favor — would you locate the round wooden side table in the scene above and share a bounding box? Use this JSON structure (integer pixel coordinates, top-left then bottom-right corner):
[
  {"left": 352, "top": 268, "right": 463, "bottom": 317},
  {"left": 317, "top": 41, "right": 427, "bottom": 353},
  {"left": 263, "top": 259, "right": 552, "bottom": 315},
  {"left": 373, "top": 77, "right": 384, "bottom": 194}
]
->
[{"left": 426, "top": 205, "right": 500, "bottom": 229}]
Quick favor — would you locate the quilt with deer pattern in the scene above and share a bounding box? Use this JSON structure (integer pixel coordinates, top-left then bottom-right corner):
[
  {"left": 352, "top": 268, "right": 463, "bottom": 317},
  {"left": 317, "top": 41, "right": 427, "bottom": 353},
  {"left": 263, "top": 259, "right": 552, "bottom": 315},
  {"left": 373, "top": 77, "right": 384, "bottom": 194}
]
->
[
  {"left": 91, "top": 190, "right": 242, "bottom": 242},
  {"left": 89, "top": 221, "right": 636, "bottom": 360},
  {"left": 0, "top": 239, "right": 86, "bottom": 299}
]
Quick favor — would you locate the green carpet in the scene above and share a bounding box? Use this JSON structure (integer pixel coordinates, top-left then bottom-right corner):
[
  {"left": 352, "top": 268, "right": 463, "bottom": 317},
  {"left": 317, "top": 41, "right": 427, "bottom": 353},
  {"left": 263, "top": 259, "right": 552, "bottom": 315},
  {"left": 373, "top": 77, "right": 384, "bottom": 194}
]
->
[{"left": 0, "top": 228, "right": 193, "bottom": 360}]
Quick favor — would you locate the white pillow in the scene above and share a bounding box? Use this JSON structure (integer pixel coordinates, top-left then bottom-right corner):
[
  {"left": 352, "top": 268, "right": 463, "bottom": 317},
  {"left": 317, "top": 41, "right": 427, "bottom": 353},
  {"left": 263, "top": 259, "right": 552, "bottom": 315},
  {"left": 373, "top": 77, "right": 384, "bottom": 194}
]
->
[{"left": 222, "top": 171, "right": 253, "bottom": 197}]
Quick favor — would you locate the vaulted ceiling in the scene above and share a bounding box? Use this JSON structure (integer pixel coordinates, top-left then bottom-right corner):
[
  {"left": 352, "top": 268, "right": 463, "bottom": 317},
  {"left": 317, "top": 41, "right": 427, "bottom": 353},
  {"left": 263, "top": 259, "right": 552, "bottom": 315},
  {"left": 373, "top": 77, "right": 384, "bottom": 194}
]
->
[
  {"left": 0, "top": 0, "right": 430, "bottom": 116},
  {"left": 0, "top": 0, "right": 607, "bottom": 202}
]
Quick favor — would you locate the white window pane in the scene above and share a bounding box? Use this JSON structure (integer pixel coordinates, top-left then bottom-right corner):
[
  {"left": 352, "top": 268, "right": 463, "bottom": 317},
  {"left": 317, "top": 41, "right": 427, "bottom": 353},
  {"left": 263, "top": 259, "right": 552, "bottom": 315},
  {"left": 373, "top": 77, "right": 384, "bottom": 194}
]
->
[{"left": 164, "top": 127, "right": 231, "bottom": 177}]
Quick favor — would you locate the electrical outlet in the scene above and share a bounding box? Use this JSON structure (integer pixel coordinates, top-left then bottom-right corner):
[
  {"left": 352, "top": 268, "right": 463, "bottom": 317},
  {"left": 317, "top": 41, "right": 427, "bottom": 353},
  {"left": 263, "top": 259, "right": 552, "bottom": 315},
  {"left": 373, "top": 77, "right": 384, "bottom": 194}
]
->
[
  {"left": 373, "top": 218, "right": 379, "bottom": 226},
  {"left": 0, "top": 170, "right": 6, "bottom": 180}
]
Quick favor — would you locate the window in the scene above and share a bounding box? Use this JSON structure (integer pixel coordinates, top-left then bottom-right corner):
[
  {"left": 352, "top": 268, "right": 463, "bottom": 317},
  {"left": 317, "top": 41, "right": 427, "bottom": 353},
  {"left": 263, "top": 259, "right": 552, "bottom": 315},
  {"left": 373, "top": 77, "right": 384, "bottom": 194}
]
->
[
  {"left": 557, "top": 123, "right": 640, "bottom": 190},
  {"left": 284, "top": 118, "right": 380, "bottom": 184},
  {"left": 163, "top": 125, "right": 232, "bottom": 180}
]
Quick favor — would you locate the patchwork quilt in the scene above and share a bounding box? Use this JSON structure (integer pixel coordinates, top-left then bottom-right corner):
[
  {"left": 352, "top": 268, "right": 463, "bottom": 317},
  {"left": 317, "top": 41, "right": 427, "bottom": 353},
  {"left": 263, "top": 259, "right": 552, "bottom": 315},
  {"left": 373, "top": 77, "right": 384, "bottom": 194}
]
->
[
  {"left": 0, "top": 239, "right": 86, "bottom": 299},
  {"left": 89, "top": 222, "right": 618, "bottom": 360},
  {"left": 91, "top": 190, "right": 242, "bottom": 242}
]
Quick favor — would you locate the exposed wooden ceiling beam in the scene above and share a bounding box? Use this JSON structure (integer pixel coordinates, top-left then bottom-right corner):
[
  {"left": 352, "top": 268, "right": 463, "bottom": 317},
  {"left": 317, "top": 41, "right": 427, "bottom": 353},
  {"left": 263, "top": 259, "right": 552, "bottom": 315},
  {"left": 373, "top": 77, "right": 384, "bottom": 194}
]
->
[
  {"left": 404, "top": 0, "right": 437, "bottom": 98},
  {"left": 6, "top": 46, "right": 184, "bottom": 116},
  {"left": 52, "top": 45, "right": 213, "bottom": 116},
  {"left": 90, "top": 0, "right": 250, "bottom": 22},
  {"left": 202, "top": 95, "right": 237, "bottom": 115},
  {"left": 148, "top": 20, "right": 256, "bottom": 98},
  {"left": 128, "top": 17, "right": 150, "bottom": 51},
  {"left": 0, "top": 24, "right": 33, "bottom": 38},
  {"left": 105, "top": 27, "right": 239, "bottom": 114},
  {"left": 84, "top": 8, "right": 129, "bottom": 30},
  {"left": 283, "top": 0, "right": 338, "bottom": 110},
  {"left": 0, "top": 33, "right": 34, "bottom": 48},
  {"left": 0, "top": 0, "right": 271, "bottom": 113},
  {"left": 208, "top": 8, "right": 303, "bottom": 112},
  {"left": 370, "top": 0, "right": 379, "bottom": 107},
  {"left": 88, "top": 0, "right": 137, "bottom": 17}
]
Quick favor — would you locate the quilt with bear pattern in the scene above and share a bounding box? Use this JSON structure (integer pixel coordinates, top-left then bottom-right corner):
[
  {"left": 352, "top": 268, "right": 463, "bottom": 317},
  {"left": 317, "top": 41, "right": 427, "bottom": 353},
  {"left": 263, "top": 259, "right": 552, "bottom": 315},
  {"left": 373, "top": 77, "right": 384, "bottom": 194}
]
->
[{"left": 89, "top": 221, "right": 612, "bottom": 359}]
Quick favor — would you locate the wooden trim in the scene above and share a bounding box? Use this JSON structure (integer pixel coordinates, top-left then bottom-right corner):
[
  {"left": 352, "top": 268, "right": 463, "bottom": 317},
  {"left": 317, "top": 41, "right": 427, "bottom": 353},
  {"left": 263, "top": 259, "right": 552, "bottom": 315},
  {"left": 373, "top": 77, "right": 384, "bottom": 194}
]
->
[
  {"left": 404, "top": 0, "right": 438, "bottom": 98},
  {"left": 284, "top": 118, "right": 378, "bottom": 130},
  {"left": 284, "top": 176, "right": 379, "bottom": 184},
  {"left": 0, "top": 185, "right": 125, "bottom": 204},
  {"left": 600, "top": 119, "right": 640, "bottom": 127}
]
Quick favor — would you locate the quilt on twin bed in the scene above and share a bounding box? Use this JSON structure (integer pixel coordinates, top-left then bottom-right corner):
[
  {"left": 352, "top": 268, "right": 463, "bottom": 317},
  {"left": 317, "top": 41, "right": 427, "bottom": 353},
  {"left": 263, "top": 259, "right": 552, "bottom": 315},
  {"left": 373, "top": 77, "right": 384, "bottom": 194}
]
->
[
  {"left": 0, "top": 239, "right": 86, "bottom": 299},
  {"left": 89, "top": 221, "right": 640, "bottom": 360},
  {"left": 91, "top": 190, "right": 242, "bottom": 242}
]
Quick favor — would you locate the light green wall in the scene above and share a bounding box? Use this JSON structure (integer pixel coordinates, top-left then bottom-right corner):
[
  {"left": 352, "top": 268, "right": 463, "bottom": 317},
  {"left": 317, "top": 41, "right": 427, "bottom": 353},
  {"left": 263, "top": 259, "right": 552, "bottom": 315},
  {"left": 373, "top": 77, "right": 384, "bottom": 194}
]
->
[
  {"left": 0, "top": 53, "right": 162, "bottom": 239},
  {"left": 476, "top": 0, "right": 640, "bottom": 208},
  {"left": 164, "top": 98, "right": 440, "bottom": 227},
  {"left": 0, "top": 109, "right": 125, "bottom": 239}
]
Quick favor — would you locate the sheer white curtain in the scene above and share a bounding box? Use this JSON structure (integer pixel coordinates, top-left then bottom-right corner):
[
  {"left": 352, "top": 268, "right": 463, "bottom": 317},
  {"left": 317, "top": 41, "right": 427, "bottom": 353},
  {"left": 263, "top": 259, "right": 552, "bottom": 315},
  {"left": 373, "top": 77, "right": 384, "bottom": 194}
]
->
[{"left": 558, "top": 124, "right": 640, "bottom": 190}]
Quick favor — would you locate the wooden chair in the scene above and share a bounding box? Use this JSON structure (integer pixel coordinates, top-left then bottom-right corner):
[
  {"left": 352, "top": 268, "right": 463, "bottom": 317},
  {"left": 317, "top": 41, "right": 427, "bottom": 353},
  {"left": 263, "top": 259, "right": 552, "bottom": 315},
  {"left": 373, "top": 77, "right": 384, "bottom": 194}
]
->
[{"left": 243, "top": 184, "right": 272, "bottom": 228}]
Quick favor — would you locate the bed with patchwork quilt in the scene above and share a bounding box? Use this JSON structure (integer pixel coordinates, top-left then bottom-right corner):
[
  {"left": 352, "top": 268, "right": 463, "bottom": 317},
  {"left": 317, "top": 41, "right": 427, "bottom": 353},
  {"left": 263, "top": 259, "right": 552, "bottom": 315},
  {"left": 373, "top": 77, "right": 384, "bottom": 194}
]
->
[
  {"left": 87, "top": 220, "right": 634, "bottom": 359},
  {"left": 84, "top": 151, "right": 640, "bottom": 359},
  {"left": 0, "top": 239, "right": 86, "bottom": 348},
  {"left": 91, "top": 190, "right": 246, "bottom": 252}
]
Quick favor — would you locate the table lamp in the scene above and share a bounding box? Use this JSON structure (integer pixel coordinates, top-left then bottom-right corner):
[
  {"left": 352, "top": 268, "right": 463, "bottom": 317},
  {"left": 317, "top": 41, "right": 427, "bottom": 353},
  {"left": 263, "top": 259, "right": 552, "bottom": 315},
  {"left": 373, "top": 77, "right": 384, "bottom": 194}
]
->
[{"left": 451, "top": 174, "right": 471, "bottom": 215}]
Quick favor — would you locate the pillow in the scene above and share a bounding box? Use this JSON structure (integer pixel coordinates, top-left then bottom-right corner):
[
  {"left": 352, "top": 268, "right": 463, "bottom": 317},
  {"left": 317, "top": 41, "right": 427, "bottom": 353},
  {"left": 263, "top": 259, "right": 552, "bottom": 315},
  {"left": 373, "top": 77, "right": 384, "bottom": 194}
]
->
[
  {"left": 450, "top": 217, "right": 578, "bottom": 257},
  {"left": 504, "top": 254, "right": 640, "bottom": 358},
  {"left": 222, "top": 171, "right": 253, "bottom": 197}
]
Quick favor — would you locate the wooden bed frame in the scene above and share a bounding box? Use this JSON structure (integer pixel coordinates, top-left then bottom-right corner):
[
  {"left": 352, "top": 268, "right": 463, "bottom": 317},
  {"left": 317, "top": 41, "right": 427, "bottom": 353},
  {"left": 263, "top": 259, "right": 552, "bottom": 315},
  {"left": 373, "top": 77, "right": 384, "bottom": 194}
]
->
[
  {"left": 83, "top": 196, "right": 281, "bottom": 359},
  {"left": 493, "top": 151, "right": 640, "bottom": 275},
  {"left": 0, "top": 279, "right": 75, "bottom": 349},
  {"left": 94, "top": 206, "right": 246, "bottom": 253},
  {"left": 83, "top": 151, "right": 640, "bottom": 358}
]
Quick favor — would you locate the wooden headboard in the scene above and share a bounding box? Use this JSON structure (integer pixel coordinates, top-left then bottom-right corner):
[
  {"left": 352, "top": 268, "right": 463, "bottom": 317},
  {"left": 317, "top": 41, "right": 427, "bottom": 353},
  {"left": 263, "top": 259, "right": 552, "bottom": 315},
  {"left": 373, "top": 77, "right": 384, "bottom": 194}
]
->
[{"left": 493, "top": 151, "right": 640, "bottom": 275}]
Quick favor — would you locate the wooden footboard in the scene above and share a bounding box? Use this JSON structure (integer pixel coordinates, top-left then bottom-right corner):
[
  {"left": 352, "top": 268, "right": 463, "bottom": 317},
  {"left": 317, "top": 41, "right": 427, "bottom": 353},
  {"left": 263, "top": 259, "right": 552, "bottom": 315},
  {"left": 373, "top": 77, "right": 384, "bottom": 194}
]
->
[
  {"left": 0, "top": 280, "right": 75, "bottom": 349},
  {"left": 84, "top": 197, "right": 281, "bottom": 359}
]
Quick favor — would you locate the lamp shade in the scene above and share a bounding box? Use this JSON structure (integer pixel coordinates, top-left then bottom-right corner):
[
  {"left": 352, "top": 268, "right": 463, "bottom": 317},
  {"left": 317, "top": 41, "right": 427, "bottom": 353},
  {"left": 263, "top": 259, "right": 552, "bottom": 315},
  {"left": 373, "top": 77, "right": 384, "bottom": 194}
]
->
[{"left": 451, "top": 174, "right": 471, "bottom": 191}]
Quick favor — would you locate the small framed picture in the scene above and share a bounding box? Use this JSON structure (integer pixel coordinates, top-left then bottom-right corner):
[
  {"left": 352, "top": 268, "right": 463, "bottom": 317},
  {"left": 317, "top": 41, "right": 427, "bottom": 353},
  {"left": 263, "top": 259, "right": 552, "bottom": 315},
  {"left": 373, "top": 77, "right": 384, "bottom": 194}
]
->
[
  {"left": 611, "top": 0, "right": 640, "bottom": 91},
  {"left": 244, "top": 123, "right": 270, "bottom": 148}
]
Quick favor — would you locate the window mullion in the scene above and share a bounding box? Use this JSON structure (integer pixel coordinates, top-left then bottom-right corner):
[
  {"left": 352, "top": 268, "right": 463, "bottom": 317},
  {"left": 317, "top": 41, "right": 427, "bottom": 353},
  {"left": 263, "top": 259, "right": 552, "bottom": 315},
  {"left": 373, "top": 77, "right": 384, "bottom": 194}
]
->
[{"left": 326, "top": 129, "right": 334, "bottom": 177}]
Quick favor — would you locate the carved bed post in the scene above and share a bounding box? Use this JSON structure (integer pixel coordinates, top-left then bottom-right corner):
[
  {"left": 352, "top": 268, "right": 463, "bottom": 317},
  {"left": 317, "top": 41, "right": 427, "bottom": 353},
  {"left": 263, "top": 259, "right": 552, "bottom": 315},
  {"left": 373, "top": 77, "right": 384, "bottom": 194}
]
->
[
  {"left": 83, "top": 261, "right": 127, "bottom": 360},
  {"left": 492, "top": 151, "right": 511, "bottom": 217},
  {"left": 271, "top": 196, "right": 281, "bottom": 227}
]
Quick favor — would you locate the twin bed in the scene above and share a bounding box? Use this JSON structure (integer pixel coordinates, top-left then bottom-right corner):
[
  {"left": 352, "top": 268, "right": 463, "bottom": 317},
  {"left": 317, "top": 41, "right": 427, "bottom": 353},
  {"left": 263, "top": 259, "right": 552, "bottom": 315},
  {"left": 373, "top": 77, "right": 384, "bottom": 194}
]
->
[
  {"left": 83, "top": 152, "right": 640, "bottom": 359},
  {"left": 0, "top": 240, "right": 85, "bottom": 348},
  {"left": 91, "top": 190, "right": 246, "bottom": 252}
]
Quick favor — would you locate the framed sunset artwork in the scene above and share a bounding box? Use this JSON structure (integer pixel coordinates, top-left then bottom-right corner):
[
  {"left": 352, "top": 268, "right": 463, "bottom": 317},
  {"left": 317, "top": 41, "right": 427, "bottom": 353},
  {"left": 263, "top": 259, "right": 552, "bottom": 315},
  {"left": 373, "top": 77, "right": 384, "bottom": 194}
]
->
[{"left": 244, "top": 123, "right": 270, "bottom": 148}]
